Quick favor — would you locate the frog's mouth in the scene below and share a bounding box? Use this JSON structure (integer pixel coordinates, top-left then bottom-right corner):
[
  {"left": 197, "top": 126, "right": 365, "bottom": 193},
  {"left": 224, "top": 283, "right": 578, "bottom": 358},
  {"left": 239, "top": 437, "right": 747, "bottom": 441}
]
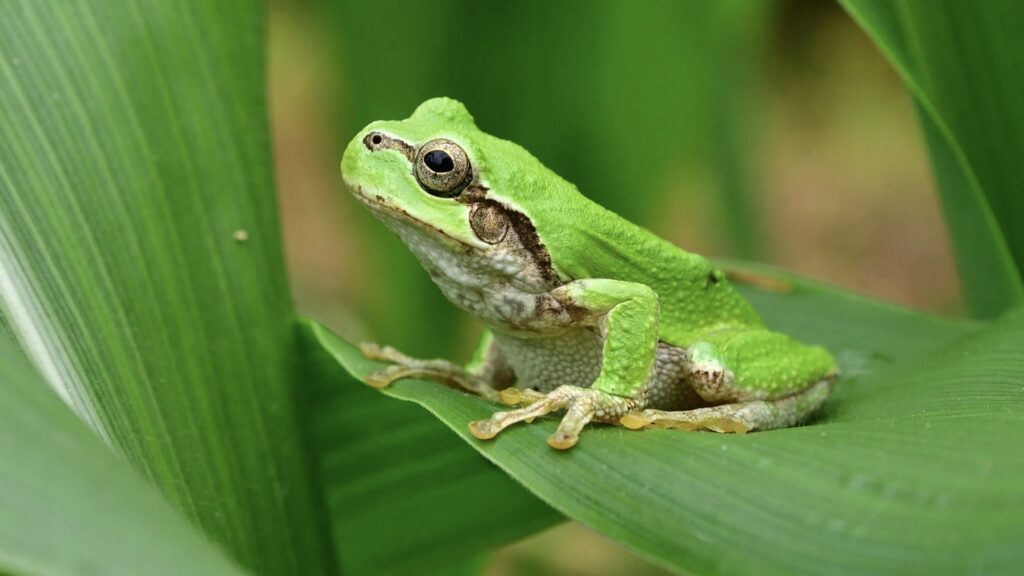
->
[
  {"left": 349, "top": 184, "right": 475, "bottom": 251},
  {"left": 348, "top": 183, "right": 407, "bottom": 217},
  {"left": 347, "top": 183, "right": 383, "bottom": 208}
]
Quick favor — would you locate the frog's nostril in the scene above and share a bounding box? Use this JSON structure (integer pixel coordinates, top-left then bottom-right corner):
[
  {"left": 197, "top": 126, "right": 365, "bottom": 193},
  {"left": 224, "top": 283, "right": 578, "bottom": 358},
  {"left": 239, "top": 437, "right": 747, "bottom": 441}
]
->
[{"left": 363, "top": 132, "right": 386, "bottom": 151}]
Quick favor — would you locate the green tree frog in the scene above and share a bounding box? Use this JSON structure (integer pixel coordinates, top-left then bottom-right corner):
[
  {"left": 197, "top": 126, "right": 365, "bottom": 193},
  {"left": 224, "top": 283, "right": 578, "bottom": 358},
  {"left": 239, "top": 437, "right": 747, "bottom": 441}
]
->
[{"left": 341, "top": 97, "right": 837, "bottom": 450}]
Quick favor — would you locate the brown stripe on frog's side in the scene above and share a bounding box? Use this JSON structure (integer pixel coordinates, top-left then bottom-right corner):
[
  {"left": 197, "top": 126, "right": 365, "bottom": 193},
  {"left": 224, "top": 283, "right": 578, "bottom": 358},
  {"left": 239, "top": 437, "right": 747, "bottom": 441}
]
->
[
  {"left": 362, "top": 131, "right": 416, "bottom": 163},
  {"left": 459, "top": 184, "right": 560, "bottom": 286}
]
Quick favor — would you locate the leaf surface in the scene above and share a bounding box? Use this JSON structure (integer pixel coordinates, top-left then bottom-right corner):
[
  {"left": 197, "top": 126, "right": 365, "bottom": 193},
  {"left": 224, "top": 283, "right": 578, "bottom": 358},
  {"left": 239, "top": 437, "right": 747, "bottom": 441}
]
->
[
  {"left": 310, "top": 271, "right": 1023, "bottom": 575},
  {"left": 0, "top": 333, "right": 249, "bottom": 576},
  {"left": 0, "top": 2, "right": 331, "bottom": 573},
  {"left": 296, "top": 321, "right": 562, "bottom": 576}
]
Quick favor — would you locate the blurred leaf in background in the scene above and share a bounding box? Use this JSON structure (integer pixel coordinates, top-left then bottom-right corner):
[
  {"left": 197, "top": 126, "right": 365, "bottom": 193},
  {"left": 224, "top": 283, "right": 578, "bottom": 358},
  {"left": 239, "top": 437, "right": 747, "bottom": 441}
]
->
[
  {"left": 840, "top": 0, "right": 1024, "bottom": 318},
  {"left": 311, "top": 0, "right": 773, "bottom": 358}
]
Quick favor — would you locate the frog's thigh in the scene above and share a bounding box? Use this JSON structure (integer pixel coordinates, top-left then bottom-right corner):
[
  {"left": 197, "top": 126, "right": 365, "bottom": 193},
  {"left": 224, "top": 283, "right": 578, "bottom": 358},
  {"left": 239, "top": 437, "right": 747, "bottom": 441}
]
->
[
  {"left": 686, "top": 329, "right": 837, "bottom": 403},
  {"left": 624, "top": 330, "right": 837, "bottom": 432},
  {"left": 622, "top": 378, "right": 832, "bottom": 433},
  {"left": 639, "top": 343, "right": 706, "bottom": 410}
]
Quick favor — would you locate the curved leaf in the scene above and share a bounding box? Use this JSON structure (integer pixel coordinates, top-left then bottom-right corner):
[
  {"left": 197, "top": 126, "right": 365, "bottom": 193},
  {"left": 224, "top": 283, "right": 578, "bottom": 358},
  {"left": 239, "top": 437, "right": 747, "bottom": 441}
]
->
[
  {"left": 0, "top": 2, "right": 330, "bottom": 573},
  {"left": 0, "top": 332, "right": 248, "bottom": 576},
  {"left": 838, "top": 0, "right": 1024, "bottom": 317},
  {"left": 310, "top": 270, "right": 1023, "bottom": 576},
  {"left": 296, "top": 320, "right": 561, "bottom": 576}
]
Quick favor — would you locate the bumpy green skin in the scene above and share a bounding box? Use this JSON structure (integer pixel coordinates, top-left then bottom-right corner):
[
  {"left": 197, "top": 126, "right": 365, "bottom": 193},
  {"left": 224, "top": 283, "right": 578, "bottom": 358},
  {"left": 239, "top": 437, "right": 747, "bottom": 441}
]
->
[{"left": 341, "top": 97, "right": 837, "bottom": 447}]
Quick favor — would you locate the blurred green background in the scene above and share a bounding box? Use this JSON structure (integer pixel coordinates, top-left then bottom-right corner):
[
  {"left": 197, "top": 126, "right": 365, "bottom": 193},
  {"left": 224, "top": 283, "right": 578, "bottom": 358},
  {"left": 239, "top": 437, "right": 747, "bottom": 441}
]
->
[{"left": 269, "top": 1, "right": 959, "bottom": 573}]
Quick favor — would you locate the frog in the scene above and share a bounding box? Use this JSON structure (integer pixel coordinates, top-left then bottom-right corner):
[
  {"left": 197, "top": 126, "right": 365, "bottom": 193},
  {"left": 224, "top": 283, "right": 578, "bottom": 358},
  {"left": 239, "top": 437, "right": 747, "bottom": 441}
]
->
[{"left": 340, "top": 97, "right": 838, "bottom": 450}]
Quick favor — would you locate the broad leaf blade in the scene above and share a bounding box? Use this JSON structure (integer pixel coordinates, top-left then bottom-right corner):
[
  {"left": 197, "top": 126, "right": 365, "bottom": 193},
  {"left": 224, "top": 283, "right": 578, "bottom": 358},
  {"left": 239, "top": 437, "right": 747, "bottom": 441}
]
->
[
  {"left": 312, "top": 273, "right": 1023, "bottom": 576},
  {"left": 296, "top": 320, "right": 561, "bottom": 576},
  {"left": 0, "top": 333, "right": 248, "bottom": 576},
  {"left": 0, "top": 2, "right": 330, "bottom": 573},
  {"left": 838, "top": 0, "right": 1024, "bottom": 317}
]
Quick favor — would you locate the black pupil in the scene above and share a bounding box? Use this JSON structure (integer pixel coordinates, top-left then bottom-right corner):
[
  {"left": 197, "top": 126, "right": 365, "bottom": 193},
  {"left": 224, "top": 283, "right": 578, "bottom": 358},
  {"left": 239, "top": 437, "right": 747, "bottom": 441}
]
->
[{"left": 424, "top": 149, "right": 455, "bottom": 173}]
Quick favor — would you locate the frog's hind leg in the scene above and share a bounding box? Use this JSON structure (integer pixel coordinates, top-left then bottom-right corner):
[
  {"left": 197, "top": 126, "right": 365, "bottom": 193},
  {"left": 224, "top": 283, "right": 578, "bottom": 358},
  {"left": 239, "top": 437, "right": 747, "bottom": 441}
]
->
[
  {"left": 624, "top": 329, "right": 838, "bottom": 433},
  {"left": 621, "top": 377, "right": 833, "bottom": 433}
]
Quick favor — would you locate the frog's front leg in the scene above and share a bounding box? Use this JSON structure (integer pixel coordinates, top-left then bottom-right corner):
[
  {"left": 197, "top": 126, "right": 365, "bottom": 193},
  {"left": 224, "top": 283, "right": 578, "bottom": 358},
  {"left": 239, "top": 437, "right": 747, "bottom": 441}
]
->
[
  {"left": 360, "top": 330, "right": 513, "bottom": 401},
  {"left": 469, "top": 279, "right": 659, "bottom": 449}
]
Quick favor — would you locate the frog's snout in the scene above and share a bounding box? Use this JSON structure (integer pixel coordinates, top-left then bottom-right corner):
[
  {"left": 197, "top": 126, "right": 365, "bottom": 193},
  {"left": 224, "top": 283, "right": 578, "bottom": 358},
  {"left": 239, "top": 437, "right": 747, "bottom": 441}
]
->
[{"left": 359, "top": 129, "right": 416, "bottom": 163}]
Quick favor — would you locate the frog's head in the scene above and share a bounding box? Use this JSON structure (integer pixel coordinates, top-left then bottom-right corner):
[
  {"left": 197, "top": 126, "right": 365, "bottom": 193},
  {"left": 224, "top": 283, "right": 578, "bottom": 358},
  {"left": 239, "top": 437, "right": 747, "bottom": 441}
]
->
[
  {"left": 341, "top": 97, "right": 496, "bottom": 250},
  {"left": 342, "top": 97, "right": 580, "bottom": 290}
]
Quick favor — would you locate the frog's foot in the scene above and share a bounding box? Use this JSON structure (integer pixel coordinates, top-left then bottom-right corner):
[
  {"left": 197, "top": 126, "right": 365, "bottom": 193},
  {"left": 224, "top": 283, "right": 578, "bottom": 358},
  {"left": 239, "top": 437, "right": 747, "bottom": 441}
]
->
[
  {"left": 620, "top": 379, "right": 832, "bottom": 433},
  {"left": 359, "top": 342, "right": 501, "bottom": 401},
  {"left": 619, "top": 404, "right": 758, "bottom": 433},
  {"left": 469, "top": 385, "right": 635, "bottom": 450}
]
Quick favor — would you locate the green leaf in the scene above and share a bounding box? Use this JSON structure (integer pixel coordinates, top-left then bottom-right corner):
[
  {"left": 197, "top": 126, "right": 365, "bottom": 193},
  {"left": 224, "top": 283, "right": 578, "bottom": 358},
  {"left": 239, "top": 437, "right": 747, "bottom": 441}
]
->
[
  {"left": 0, "top": 331, "right": 248, "bottom": 576},
  {"left": 0, "top": 2, "right": 331, "bottom": 573},
  {"left": 296, "top": 320, "right": 562, "bottom": 576},
  {"left": 838, "top": 0, "right": 1024, "bottom": 317},
  {"left": 309, "top": 270, "right": 1024, "bottom": 576}
]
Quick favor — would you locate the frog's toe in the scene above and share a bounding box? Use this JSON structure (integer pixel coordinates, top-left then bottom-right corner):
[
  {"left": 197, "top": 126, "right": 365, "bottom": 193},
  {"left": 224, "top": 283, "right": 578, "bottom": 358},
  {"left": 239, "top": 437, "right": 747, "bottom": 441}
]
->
[
  {"left": 498, "top": 388, "right": 524, "bottom": 406},
  {"left": 359, "top": 342, "right": 408, "bottom": 363},
  {"left": 468, "top": 416, "right": 503, "bottom": 440},
  {"left": 499, "top": 387, "right": 546, "bottom": 406},
  {"left": 471, "top": 385, "right": 636, "bottom": 449},
  {"left": 363, "top": 367, "right": 400, "bottom": 389},
  {"left": 362, "top": 364, "right": 445, "bottom": 389},
  {"left": 468, "top": 394, "right": 566, "bottom": 441},
  {"left": 359, "top": 341, "right": 382, "bottom": 358},
  {"left": 547, "top": 430, "right": 578, "bottom": 450},
  {"left": 546, "top": 391, "right": 602, "bottom": 449},
  {"left": 619, "top": 411, "right": 655, "bottom": 430}
]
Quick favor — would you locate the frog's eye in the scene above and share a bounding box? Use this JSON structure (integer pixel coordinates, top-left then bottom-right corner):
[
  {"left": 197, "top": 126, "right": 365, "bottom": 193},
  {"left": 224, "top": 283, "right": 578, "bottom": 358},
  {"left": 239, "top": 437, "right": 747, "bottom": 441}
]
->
[{"left": 414, "top": 138, "right": 471, "bottom": 197}]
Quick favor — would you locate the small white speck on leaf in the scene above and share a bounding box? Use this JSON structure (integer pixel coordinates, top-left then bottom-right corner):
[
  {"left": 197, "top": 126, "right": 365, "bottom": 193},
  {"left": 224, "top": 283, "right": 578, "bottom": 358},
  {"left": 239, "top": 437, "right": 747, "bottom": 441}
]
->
[{"left": 233, "top": 229, "right": 249, "bottom": 243}]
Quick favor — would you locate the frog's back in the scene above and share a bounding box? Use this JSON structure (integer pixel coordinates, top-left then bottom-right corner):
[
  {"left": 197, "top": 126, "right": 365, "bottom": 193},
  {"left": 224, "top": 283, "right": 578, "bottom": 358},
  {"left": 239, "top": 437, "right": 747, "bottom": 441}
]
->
[
  {"left": 545, "top": 198, "right": 765, "bottom": 345},
  {"left": 472, "top": 130, "right": 763, "bottom": 346}
]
